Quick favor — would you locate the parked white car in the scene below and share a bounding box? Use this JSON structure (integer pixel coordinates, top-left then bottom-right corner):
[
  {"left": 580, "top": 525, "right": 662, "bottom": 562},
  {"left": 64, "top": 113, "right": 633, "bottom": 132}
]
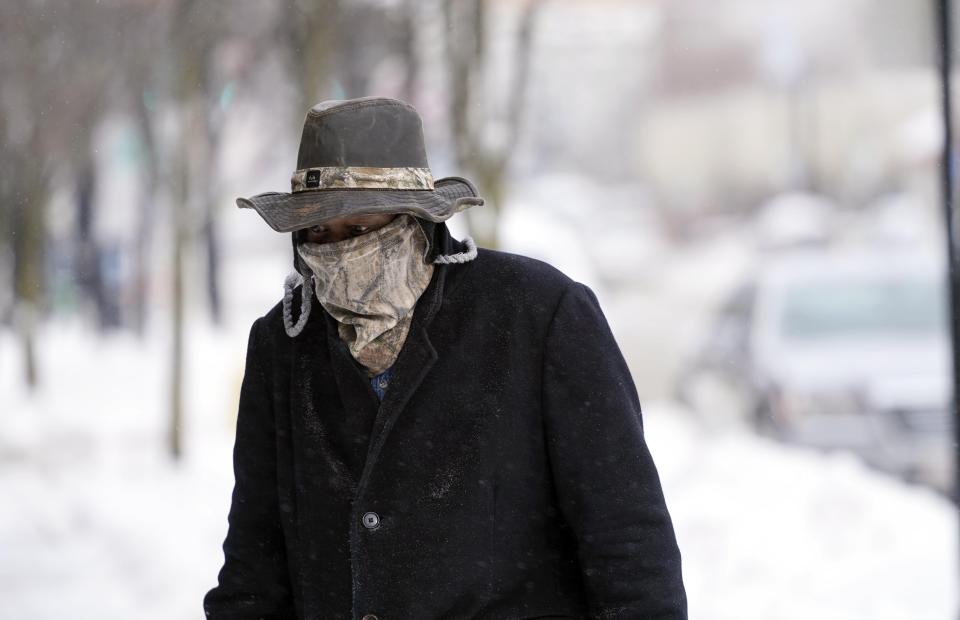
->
[{"left": 678, "top": 247, "right": 953, "bottom": 493}]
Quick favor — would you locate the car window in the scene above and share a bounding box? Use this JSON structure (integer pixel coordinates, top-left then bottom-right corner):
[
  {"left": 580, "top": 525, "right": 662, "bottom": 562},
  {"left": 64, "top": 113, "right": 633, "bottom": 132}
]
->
[{"left": 780, "top": 276, "right": 946, "bottom": 339}]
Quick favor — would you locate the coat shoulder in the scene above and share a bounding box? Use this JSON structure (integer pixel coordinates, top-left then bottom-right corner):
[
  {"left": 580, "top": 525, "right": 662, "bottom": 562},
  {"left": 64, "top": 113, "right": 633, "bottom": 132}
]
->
[
  {"left": 470, "top": 247, "right": 575, "bottom": 297},
  {"left": 443, "top": 247, "right": 581, "bottom": 326},
  {"left": 261, "top": 297, "right": 288, "bottom": 332}
]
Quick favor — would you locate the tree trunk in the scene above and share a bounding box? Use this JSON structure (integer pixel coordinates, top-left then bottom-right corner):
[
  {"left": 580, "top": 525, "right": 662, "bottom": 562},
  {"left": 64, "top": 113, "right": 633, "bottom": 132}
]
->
[
  {"left": 200, "top": 72, "right": 223, "bottom": 326},
  {"left": 287, "top": 0, "right": 341, "bottom": 120},
  {"left": 444, "top": 0, "right": 542, "bottom": 251},
  {"left": 399, "top": 0, "right": 420, "bottom": 105},
  {"left": 131, "top": 85, "right": 160, "bottom": 337},
  {"left": 168, "top": 0, "right": 206, "bottom": 460},
  {"left": 12, "top": 152, "right": 47, "bottom": 390}
]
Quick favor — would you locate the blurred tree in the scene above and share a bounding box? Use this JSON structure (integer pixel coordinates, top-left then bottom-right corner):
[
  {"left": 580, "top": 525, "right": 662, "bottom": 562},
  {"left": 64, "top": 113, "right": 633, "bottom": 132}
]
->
[
  {"left": 280, "top": 1, "right": 410, "bottom": 120},
  {"left": 1, "top": 0, "right": 163, "bottom": 389},
  {"left": 399, "top": 0, "right": 420, "bottom": 105},
  {"left": 282, "top": 0, "right": 342, "bottom": 119},
  {"left": 168, "top": 0, "right": 225, "bottom": 459},
  {"left": 0, "top": 1, "right": 57, "bottom": 389},
  {"left": 174, "top": 1, "right": 231, "bottom": 332},
  {"left": 63, "top": 1, "right": 121, "bottom": 330},
  {"left": 339, "top": 3, "right": 411, "bottom": 98},
  {"left": 0, "top": 102, "right": 11, "bottom": 325},
  {"left": 443, "top": 0, "right": 542, "bottom": 250},
  {"left": 127, "top": 54, "right": 162, "bottom": 337}
]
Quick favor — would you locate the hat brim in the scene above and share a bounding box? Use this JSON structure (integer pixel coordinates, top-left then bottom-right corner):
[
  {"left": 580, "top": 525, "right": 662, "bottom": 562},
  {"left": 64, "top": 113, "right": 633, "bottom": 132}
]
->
[{"left": 237, "top": 176, "right": 483, "bottom": 232}]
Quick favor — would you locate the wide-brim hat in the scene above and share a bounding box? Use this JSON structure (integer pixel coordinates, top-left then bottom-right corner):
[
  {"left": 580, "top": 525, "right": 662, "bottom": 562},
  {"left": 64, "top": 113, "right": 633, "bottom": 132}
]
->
[{"left": 237, "top": 96, "right": 483, "bottom": 232}]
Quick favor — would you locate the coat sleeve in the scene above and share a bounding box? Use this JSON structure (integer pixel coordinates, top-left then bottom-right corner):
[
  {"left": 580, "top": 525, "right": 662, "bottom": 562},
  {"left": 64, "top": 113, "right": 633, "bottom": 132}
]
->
[
  {"left": 541, "top": 281, "right": 687, "bottom": 620},
  {"left": 203, "top": 317, "right": 295, "bottom": 619}
]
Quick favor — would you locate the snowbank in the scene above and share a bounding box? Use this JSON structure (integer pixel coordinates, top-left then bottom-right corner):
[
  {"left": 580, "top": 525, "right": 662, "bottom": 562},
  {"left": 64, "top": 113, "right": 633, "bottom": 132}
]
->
[{"left": 645, "top": 401, "right": 957, "bottom": 620}]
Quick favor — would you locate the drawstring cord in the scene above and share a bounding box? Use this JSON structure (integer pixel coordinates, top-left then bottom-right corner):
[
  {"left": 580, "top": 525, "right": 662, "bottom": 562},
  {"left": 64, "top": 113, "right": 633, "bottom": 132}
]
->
[
  {"left": 282, "top": 236, "right": 477, "bottom": 338},
  {"left": 282, "top": 272, "right": 314, "bottom": 338},
  {"left": 432, "top": 236, "right": 477, "bottom": 264}
]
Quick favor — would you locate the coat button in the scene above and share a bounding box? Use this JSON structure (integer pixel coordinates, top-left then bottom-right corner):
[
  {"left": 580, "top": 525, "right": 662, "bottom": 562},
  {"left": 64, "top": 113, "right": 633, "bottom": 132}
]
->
[
  {"left": 361, "top": 511, "right": 380, "bottom": 529},
  {"left": 361, "top": 615, "right": 378, "bottom": 620}
]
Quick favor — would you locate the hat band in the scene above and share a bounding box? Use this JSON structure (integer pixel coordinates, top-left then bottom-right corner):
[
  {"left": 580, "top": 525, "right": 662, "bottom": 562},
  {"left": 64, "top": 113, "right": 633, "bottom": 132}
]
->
[{"left": 291, "top": 166, "right": 434, "bottom": 192}]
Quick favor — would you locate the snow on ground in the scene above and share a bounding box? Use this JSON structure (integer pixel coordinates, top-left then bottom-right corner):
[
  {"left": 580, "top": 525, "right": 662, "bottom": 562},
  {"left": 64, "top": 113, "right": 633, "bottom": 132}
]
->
[
  {"left": 1, "top": 316, "right": 956, "bottom": 619},
  {"left": 0, "top": 319, "right": 246, "bottom": 620},
  {"left": 644, "top": 401, "right": 957, "bottom": 620}
]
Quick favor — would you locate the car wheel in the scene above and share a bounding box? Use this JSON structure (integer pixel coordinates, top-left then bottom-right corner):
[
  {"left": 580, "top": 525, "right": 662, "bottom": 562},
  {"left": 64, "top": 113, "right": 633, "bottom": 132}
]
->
[{"left": 752, "top": 396, "right": 785, "bottom": 439}]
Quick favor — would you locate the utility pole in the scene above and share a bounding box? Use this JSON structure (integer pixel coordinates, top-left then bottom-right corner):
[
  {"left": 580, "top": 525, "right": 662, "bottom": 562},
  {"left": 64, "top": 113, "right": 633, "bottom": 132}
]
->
[{"left": 935, "top": 0, "right": 960, "bottom": 524}]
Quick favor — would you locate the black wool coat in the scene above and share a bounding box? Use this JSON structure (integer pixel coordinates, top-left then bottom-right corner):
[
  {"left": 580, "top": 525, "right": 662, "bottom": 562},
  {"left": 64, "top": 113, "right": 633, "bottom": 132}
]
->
[{"left": 203, "top": 223, "right": 687, "bottom": 620}]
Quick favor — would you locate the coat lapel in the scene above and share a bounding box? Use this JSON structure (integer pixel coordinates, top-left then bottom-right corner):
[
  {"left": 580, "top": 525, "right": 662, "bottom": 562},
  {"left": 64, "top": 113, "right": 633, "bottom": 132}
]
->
[
  {"left": 355, "top": 253, "right": 446, "bottom": 493},
  {"left": 359, "top": 223, "right": 474, "bottom": 473},
  {"left": 292, "top": 223, "right": 469, "bottom": 496},
  {"left": 288, "top": 291, "right": 380, "bottom": 490},
  {"left": 324, "top": 318, "right": 382, "bottom": 484}
]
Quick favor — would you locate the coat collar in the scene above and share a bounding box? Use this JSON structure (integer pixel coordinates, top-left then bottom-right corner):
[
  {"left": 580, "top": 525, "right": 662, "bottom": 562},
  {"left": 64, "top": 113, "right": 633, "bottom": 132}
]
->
[
  {"left": 291, "top": 222, "right": 466, "bottom": 494},
  {"left": 327, "top": 248, "right": 444, "bottom": 493}
]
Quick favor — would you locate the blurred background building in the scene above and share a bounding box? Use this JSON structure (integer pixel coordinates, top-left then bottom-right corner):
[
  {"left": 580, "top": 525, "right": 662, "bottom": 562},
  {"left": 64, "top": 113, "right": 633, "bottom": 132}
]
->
[{"left": 1, "top": 0, "right": 957, "bottom": 618}]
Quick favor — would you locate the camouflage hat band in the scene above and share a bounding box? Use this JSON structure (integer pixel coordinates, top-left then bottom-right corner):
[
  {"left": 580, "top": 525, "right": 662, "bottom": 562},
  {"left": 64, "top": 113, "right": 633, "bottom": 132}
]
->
[{"left": 291, "top": 166, "right": 435, "bottom": 192}]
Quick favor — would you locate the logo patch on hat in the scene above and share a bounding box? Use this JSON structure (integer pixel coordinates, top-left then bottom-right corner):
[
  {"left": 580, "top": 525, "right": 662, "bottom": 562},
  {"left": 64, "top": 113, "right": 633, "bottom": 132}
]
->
[{"left": 305, "top": 169, "right": 321, "bottom": 188}]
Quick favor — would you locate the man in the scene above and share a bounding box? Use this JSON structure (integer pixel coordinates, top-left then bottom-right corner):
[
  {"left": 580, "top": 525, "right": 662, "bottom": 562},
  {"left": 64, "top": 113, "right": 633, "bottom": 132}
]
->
[{"left": 204, "top": 96, "right": 687, "bottom": 620}]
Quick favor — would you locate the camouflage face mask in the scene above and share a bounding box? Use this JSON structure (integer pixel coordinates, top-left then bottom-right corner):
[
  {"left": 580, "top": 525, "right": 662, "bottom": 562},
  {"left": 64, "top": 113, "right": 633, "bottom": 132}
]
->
[{"left": 296, "top": 214, "right": 434, "bottom": 376}]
